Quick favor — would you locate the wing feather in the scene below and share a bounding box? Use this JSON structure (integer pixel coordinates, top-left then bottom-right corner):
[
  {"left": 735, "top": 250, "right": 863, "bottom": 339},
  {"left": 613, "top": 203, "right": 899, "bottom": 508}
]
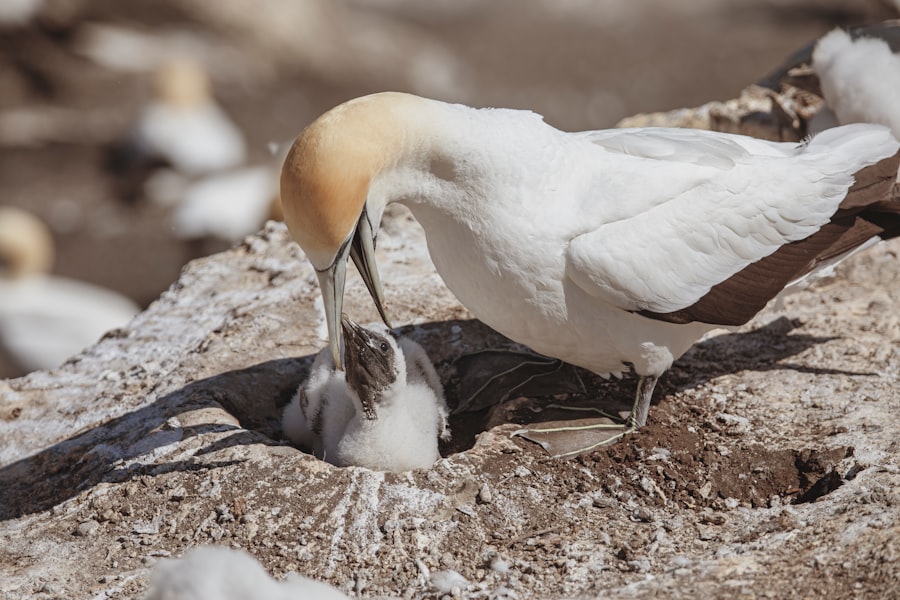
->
[{"left": 565, "top": 124, "right": 899, "bottom": 322}]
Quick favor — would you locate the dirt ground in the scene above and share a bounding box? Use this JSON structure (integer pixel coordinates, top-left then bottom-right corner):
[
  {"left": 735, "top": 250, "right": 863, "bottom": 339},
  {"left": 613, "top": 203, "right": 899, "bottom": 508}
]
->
[
  {"left": 2, "top": 2, "right": 900, "bottom": 599},
  {"left": 1, "top": 218, "right": 898, "bottom": 599}
]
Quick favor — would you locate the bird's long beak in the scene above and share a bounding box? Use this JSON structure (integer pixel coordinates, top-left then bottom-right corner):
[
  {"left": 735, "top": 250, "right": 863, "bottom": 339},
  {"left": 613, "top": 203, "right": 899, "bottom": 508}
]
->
[
  {"left": 350, "top": 206, "right": 391, "bottom": 329},
  {"left": 315, "top": 207, "right": 389, "bottom": 371},
  {"left": 316, "top": 240, "right": 351, "bottom": 370}
]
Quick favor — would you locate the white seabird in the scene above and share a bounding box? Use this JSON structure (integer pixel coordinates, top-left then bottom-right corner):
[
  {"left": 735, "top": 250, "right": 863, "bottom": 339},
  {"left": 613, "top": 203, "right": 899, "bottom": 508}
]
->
[
  {"left": 279, "top": 92, "right": 900, "bottom": 431},
  {"left": 124, "top": 58, "right": 246, "bottom": 177},
  {"left": 282, "top": 316, "right": 449, "bottom": 471},
  {"left": 811, "top": 24, "right": 900, "bottom": 137},
  {"left": 170, "top": 165, "right": 279, "bottom": 243},
  {"left": 0, "top": 207, "right": 139, "bottom": 373}
]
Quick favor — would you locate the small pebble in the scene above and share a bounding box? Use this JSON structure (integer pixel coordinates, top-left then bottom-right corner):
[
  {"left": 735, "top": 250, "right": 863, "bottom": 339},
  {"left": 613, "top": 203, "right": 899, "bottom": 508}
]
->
[
  {"left": 477, "top": 483, "right": 493, "bottom": 504},
  {"left": 491, "top": 557, "right": 511, "bottom": 574},
  {"left": 630, "top": 507, "right": 654, "bottom": 522},
  {"left": 431, "top": 570, "right": 469, "bottom": 594},
  {"left": 74, "top": 520, "right": 100, "bottom": 537}
]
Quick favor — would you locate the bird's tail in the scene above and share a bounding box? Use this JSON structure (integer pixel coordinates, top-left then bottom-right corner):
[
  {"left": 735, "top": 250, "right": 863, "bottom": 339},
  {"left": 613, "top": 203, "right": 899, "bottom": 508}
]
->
[
  {"left": 797, "top": 123, "right": 900, "bottom": 276},
  {"left": 802, "top": 122, "right": 899, "bottom": 172},
  {"left": 762, "top": 125, "right": 900, "bottom": 292}
]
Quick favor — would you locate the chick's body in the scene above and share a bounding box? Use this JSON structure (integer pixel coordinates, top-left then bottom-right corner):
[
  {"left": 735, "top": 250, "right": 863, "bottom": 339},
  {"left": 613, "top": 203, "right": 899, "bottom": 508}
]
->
[{"left": 282, "top": 321, "right": 448, "bottom": 472}]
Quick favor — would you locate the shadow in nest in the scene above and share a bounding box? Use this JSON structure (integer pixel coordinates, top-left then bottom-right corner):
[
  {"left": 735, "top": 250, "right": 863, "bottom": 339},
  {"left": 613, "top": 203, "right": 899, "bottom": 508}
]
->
[
  {"left": 405, "top": 316, "right": 868, "bottom": 455},
  {"left": 0, "top": 357, "right": 307, "bottom": 521},
  {"left": 0, "top": 315, "right": 863, "bottom": 520},
  {"left": 214, "top": 316, "right": 864, "bottom": 460}
]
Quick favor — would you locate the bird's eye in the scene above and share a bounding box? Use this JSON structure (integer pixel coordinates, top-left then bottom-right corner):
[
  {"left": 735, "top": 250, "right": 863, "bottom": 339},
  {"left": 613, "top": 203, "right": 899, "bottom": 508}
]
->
[{"left": 379, "top": 342, "right": 389, "bottom": 352}]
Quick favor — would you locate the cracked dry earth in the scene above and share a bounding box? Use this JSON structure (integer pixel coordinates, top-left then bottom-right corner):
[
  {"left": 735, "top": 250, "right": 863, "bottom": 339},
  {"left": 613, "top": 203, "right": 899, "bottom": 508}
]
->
[{"left": 1, "top": 217, "right": 899, "bottom": 599}]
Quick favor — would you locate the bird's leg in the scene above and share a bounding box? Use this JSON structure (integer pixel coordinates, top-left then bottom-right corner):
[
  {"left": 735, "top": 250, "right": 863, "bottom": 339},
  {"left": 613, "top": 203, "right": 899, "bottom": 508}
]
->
[{"left": 628, "top": 375, "right": 658, "bottom": 430}]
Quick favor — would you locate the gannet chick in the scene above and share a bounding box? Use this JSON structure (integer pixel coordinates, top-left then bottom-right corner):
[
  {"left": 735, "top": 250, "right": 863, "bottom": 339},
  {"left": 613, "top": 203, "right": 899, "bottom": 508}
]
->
[
  {"left": 812, "top": 26, "right": 900, "bottom": 137},
  {"left": 0, "top": 207, "right": 139, "bottom": 373},
  {"left": 282, "top": 317, "right": 449, "bottom": 471},
  {"left": 116, "top": 58, "right": 246, "bottom": 179},
  {"left": 280, "top": 92, "right": 900, "bottom": 432}
]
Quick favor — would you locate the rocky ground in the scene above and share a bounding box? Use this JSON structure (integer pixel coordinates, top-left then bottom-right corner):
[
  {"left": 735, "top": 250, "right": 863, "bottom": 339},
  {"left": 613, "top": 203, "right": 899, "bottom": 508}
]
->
[
  {"left": 2, "top": 1, "right": 900, "bottom": 599},
  {"left": 1, "top": 215, "right": 899, "bottom": 599}
]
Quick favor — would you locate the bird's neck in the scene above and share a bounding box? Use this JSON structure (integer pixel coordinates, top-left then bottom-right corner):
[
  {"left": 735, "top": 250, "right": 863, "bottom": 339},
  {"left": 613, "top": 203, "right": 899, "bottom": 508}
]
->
[{"left": 371, "top": 102, "right": 511, "bottom": 215}]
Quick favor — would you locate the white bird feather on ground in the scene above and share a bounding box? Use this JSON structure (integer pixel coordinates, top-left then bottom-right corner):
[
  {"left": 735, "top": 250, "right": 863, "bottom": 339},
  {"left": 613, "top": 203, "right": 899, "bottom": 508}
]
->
[
  {"left": 279, "top": 92, "right": 900, "bottom": 432},
  {"left": 812, "top": 26, "right": 900, "bottom": 137},
  {"left": 144, "top": 545, "right": 349, "bottom": 600},
  {"left": 282, "top": 317, "right": 449, "bottom": 471}
]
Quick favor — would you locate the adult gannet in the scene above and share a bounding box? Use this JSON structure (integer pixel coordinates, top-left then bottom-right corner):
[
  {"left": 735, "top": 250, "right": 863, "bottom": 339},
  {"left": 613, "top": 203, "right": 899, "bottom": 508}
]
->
[
  {"left": 282, "top": 316, "right": 449, "bottom": 471},
  {"left": 279, "top": 92, "right": 900, "bottom": 430},
  {"left": 0, "top": 207, "right": 139, "bottom": 373},
  {"left": 112, "top": 58, "right": 246, "bottom": 181}
]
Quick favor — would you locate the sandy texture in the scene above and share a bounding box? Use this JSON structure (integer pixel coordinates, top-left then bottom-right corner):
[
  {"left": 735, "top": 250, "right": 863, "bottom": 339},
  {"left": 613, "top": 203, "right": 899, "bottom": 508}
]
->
[
  {"left": 1, "top": 214, "right": 898, "bottom": 599},
  {"left": 2, "top": 1, "right": 900, "bottom": 598}
]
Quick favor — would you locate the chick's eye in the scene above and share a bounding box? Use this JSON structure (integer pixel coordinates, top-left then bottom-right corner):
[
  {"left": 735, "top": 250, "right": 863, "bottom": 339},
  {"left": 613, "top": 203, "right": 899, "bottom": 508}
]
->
[{"left": 379, "top": 342, "right": 389, "bottom": 352}]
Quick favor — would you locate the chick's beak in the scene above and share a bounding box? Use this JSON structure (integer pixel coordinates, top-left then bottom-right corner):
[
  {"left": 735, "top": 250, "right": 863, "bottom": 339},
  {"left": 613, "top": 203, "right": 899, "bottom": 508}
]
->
[{"left": 340, "top": 315, "right": 379, "bottom": 420}]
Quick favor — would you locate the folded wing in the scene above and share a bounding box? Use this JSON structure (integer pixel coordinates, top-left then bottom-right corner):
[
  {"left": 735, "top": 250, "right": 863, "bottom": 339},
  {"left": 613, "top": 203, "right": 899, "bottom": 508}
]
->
[{"left": 566, "top": 124, "right": 900, "bottom": 326}]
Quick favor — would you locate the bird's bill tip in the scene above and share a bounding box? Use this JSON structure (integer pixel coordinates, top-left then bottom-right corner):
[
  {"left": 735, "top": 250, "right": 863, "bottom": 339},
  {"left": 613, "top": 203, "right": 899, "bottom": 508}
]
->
[
  {"left": 340, "top": 313, "right": 361, "bottom": 335},
  {"left": 341, "top": 315, "right": 378, "bottom": 421}
]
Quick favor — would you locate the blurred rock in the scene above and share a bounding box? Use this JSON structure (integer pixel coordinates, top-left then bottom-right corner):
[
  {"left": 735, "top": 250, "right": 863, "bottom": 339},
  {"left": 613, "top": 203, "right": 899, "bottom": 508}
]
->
[
  {"left": 170, "top": 0, "right": 470, "bottom": 99},
  {"left": 617, "top": 20, "right": 900, "bottom": 141}
]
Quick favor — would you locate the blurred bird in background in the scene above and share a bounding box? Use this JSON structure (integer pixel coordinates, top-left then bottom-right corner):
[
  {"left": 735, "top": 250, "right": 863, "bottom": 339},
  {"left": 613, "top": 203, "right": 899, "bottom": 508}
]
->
[
  {"left": 107, "top": 58, "right": 247, "bottom": 202},
  {"left": 0, "top": 207, "right": 139, "bottom": 374},
  {"left": 811, "top": 22, "right": 900, "bottom": 136},
  {"left": 752, "top": 20, "right": 900, "bottom": 140},
  {"left": 105, "top": 57, "right": 282, "bottom": 245}
]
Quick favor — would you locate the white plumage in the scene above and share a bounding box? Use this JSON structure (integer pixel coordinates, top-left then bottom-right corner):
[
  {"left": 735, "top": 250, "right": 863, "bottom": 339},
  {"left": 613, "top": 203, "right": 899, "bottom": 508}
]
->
[
  {"left": 0, "top": 0, "right": 41, "bottom": 26},
  {"left": 282, "top": 318, "right": 449, "bottom": 471},
  {"left": 813, "top": 27, "right": 900, "bottom": 137},
  {"left": 0, "top": 207, "right": 139, "bottom": 373},
  {"left": 280, "top": 92, "right": 900, "bottom": 429},
  {"left": 144, "top": 545, "right": 349, "bottom": 600},
  {"left": 131, "top": 60, "right": 246, "bottom": 176},
  {"left": 171, "top": 166, "right": 278, "bottom": 242}
]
